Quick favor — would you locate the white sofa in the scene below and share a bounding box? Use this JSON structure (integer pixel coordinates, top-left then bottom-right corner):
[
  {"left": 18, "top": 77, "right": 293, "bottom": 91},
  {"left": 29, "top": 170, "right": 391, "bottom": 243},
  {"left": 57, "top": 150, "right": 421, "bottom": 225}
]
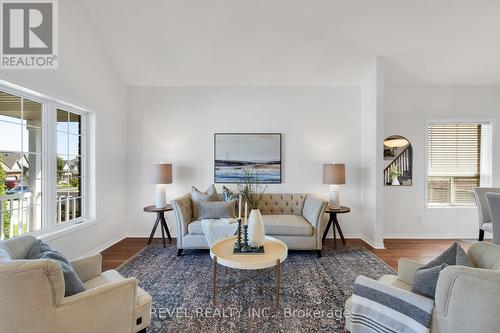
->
[
  {"left": 0, "top": 235, "right": 152, "bottom": 333},
  {"left": 172, "top": 193, "right": 327, "bottom": 255},
  {"left": 345, "top": 241, "right": 500, "bottom": 332}
]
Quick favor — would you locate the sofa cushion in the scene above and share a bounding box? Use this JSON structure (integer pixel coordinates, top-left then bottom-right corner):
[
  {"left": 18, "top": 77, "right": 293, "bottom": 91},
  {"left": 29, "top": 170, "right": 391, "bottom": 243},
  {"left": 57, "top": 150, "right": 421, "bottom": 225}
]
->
[
  {"left": 262, "top": 215, "right": 313, "bottom": 236},
  {"left": 188, "top": 220, "right": 205, "bottom": 235},
  {"left": 188, "top": 215, "right": 313, "bottom": 237}
]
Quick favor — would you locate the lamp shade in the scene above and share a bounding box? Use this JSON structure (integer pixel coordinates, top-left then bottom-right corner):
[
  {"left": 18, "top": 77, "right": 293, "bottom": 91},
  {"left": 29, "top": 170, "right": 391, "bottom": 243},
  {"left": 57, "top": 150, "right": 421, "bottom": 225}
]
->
[
  {"left": 323, "top": 163, "right": 345, "bottom": 185},
  {"left": 150, "top": 163, "right": 172, "bottom": 184}
]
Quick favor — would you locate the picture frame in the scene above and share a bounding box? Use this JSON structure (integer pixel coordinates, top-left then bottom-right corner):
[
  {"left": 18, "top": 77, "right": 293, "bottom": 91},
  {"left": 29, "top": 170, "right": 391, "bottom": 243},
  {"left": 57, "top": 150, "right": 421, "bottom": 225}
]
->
[{"left": 214, "top": 133, "right": 282, "bottom": 184}]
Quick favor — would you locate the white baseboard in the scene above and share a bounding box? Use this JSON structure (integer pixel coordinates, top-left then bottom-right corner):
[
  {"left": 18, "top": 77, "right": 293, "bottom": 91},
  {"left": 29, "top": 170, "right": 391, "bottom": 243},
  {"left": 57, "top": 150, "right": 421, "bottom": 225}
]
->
[
  {"left": 326, "top": 233, "right": 385, "bottom": 249},
  {"left": 383, "top": 233, "right": 491, "bottom": 239},
  {"left": 359, "top": 235, "right": 385, "bottom": 249}
]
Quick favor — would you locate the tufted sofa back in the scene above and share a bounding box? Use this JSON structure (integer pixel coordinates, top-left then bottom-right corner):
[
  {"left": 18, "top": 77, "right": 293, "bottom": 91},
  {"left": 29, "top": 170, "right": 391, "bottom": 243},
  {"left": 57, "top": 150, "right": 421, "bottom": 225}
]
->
[{"left": 258, "top": 193, "right": 308, "bottom": 215}]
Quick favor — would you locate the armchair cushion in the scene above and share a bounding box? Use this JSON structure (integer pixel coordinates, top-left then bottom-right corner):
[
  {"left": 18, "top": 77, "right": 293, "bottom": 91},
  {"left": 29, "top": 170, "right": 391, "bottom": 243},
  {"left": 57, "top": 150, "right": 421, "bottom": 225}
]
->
[
  {"left": 70, "top": 253, "right": 102, "bottom": 282},
  {"left": 398, "top": 258, "right": 425, "bottom": 285},
  {"left": 27, "top": 239, "right": 85, "bottom": 296}
]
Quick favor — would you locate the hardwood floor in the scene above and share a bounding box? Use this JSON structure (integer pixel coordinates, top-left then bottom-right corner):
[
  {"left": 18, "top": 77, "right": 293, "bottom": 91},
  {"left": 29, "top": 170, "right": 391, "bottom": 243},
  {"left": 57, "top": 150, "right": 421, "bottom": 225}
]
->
[{"left": 101, "top": 237, "right": 472, "bottom": 271}]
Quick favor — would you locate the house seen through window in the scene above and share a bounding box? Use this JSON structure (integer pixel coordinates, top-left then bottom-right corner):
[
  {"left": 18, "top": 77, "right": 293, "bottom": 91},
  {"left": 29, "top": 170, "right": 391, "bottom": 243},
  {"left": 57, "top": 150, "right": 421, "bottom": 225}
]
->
[{"left": 0, "top": 88, "right": 89, "bottom": 240}]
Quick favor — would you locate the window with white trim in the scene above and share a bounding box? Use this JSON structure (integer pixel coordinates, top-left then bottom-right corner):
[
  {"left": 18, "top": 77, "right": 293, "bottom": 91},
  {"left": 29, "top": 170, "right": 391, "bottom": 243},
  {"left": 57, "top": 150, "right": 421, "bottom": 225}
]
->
[
  {"left": 427, "top": 122, "right": 492, "bottom": 208},
  {"left": 0, "top": 85, "right": 92, "bottom": 239}
]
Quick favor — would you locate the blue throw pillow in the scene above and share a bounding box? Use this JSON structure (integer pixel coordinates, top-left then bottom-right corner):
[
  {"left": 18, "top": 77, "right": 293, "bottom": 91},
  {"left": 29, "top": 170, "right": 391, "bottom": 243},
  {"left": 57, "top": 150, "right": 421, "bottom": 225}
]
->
[
  {"left": 27, "top": 240, "right": 85, "bottom": 297},
  {"left": 411, "top": 263, "right": 448, "bottom": 299},
  {"left": 222, "top": 186, "right": 238, "bottom": 201},
  {"left": 411, "top": 242, "right": 473, "bottom": 299},
  {"left": 420, "top": 242, "right": 473, "bottom": 269}
]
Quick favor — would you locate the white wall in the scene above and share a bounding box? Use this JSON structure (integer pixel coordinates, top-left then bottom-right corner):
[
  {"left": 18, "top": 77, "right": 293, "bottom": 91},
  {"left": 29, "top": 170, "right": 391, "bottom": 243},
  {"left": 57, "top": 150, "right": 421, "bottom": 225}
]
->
[
  {"left": 126, "top": 87, "right": 365, "bottom": 239},
  {"left": 383, "top": 86, "right": 500, "bottom": 238},
  {"left": 360, "top": 59, "right": 385, "bottom": 248},
  {"left": 0, "top": 0, "right": 128, "bottom": 258}
]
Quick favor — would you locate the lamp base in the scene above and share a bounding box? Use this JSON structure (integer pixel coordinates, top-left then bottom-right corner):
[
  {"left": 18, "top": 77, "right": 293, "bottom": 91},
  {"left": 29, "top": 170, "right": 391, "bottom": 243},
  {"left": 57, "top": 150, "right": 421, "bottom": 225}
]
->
[
  {"left": 328, "top": 185, "right": 340, "bottom": 210},
  {"left": 155, "top": 184, "right": 167, "bottom": 208}
]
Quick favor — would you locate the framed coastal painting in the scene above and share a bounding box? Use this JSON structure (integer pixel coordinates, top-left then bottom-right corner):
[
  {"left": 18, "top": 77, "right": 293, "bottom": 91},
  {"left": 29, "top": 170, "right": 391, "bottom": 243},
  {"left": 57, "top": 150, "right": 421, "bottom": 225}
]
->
[{"left": 214, "top": 133, "right": 282, "bottom": 183}]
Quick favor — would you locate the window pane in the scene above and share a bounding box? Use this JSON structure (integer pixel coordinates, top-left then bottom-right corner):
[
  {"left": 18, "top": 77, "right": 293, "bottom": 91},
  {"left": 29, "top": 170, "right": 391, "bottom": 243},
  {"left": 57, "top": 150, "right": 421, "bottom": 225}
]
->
[
  {"left": 427, "top": 123, "right": 489, "bottom": 207},
  {"left": 68, "top": 112, "right": 81, "bottom": 135},
  {"left": 0, "top": 121, "right": 22, "bottom": 152},
  {"left": 56, "top": 108, "right": 84, "bottom": 224},
  {"left": 57, "top": 131, "right": 67, "bottom": 157},
  {"left": 0, "top": 152, "right": 23, "bottom": 184},
  {"left": 0, "top": 93, "right": 43, "bottom": 239},
  {"left": 56, "top": 196, "right": 80, "bottom": 223},
  {"left": 68, "top": 197, "right": 81, "bottom": 220},
  {"left": 453, "top": 177, "right": 478, "bottom": 205},
  {"left": 57, "top": 109, "right": 68, "bottom": 132},
  {"left": 428, "top": 177, "right": 451, "bottom": 205},
  {"left": 22, "top": 153, "right": 43, "bottom": 180},
  {"left": 68, "top": 176, "right": 81, "bottom": 196},
  {"left": 23, "top": 99, "right": 42, "bottom": 128},
  {"left": 22, "top": 125, "right": 42, "bottom": 154},
  {"left": 68, "top": 134, "right": 81, "bottom": 156},
  {"left": 0, "top": 205, "right": 42, "bottom": 238},
  {"left": 0, "top": 91, "right": 22, "bottom": 124}
]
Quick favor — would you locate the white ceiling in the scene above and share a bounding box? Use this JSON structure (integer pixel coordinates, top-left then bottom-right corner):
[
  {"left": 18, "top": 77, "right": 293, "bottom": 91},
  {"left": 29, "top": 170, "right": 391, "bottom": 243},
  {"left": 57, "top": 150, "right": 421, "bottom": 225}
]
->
[{"left": 79, "top": 0, "right": 500, "bottom": 86}]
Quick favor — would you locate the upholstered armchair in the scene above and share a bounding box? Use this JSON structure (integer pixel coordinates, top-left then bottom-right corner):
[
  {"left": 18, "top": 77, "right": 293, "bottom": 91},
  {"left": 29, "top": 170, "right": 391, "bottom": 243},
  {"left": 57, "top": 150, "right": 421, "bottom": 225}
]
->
[
  {"left": 0, "top": 235, "right": 151, "bottom": 333},
  {"left": 345, "top": 242, "right": 500, "bottom": 333},
  {"left": 472, "top": 187, "right": 500, "bottom": 240}
]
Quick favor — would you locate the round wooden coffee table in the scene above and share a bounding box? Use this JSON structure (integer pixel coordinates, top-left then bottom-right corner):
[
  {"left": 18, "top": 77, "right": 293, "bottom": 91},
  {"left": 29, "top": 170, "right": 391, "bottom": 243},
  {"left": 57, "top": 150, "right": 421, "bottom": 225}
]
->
[{"left": 210, "top": 236, "right": 288, "bottom": 307}]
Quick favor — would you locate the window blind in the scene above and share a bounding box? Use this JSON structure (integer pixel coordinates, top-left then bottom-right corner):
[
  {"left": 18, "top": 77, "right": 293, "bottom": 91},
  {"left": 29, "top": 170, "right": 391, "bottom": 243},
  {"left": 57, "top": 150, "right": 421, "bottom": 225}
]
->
[{"left": 427, "top": 123, "right": 490, "bottom": 207}]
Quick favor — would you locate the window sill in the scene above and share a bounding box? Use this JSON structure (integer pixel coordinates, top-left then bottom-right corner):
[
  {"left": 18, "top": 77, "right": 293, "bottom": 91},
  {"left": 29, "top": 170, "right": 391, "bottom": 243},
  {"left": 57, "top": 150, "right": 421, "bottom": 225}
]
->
[
  {"left": 426, "top": 206, "right": 476, "bottom": 212},
  {"left": 39, "top": 219, "right": 97, "bottom": 242}
]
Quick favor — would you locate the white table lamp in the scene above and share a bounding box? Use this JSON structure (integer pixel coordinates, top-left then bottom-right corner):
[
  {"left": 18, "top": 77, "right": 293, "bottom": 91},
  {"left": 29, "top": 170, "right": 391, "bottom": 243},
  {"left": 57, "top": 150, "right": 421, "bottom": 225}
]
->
[
  {"left": 150, "top": 163, "right": 172, "bottom": 208},
  {"left": 323, "top": 163, "right": 345, "bottom": 209}
]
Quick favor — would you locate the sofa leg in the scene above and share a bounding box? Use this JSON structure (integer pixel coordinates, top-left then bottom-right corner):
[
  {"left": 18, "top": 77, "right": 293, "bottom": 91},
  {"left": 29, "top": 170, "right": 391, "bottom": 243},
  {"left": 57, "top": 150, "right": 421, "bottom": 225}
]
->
[
  {"left": 316, "top": 250, "right": 322, "bottom": 258},
  {"left": 177, "top": 249, "right": 183, "bottom": 256},
  {"left": 479, "top": 229, "right": 485, "bottom": 241}
]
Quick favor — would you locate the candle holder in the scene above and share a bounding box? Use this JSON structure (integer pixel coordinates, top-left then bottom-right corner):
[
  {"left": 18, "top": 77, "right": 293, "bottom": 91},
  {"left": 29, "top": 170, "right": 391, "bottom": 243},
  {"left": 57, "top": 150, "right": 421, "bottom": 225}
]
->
[
  {"left": 234, "top": 218, "right": 242, "bottom": 250},
  {"left": 240, "top": 224, "right": 251, "bottom": 252}
]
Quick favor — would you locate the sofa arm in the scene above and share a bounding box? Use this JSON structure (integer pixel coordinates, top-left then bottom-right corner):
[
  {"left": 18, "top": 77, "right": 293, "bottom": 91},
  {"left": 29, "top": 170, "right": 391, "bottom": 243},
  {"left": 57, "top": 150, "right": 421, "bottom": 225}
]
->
[
  {"left": 171, "top": 193, "right": 193, "bottom": 237},
  {"left": 70, "top": 253, "right": 102, "bottom": 282},
  {"left": 58, "top": 277, "right": 137, "bottom": 332},
  {"left": 302, "top": 194, "right": 327, "bottom": 228},
  {"left": 397, "top": 258, "right": 424, "bottom": 285}
]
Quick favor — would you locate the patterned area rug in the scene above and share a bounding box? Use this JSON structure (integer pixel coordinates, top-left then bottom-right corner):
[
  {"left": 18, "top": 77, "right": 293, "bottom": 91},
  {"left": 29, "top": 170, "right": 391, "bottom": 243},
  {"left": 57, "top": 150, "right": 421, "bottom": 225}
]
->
[{"left": 118, "top": 244, "right": 394, "bottom": 333}]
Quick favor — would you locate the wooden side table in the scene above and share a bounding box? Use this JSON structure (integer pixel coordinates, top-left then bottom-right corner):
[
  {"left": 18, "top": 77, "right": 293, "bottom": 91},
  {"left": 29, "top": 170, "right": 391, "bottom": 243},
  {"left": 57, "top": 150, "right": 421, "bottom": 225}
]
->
[
  {"left": 143, "top": 204, "right": 173, "bottom": 248},
  {"left": 322, "top": 206, "right": 350, "bottom": 249}
]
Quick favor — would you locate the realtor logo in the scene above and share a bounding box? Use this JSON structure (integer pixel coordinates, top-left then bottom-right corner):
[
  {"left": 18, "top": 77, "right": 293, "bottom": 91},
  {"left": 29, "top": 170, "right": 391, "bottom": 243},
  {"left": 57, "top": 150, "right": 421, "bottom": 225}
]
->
[{"left": 1, "top": 0, "right": 58, "bottom": 69}]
